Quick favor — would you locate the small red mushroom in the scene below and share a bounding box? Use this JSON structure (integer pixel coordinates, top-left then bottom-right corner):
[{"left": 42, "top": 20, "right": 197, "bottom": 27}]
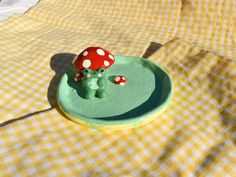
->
[
  {"left": 113, "top": 76, "right": 126, "bottom": 85},
  {"left": 74, "top": 70, "right": 83, "bottom": 82},
  {"left": 73, "top": 47, "right": 115, "bottom": 71}
]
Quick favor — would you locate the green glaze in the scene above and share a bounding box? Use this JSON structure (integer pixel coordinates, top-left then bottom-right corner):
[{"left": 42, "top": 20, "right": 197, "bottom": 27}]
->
[
  {"left": 57, "top": 56, "right": 173, "bottom": 128},
  {"left": 81, "top": 68, "right": 107, "bottom": 99}
]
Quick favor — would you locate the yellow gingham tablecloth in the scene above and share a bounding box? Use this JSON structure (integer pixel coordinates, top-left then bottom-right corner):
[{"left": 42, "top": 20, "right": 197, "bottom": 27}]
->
[{"left": 0, "top": 0, "right": 236, "bottom": 176}]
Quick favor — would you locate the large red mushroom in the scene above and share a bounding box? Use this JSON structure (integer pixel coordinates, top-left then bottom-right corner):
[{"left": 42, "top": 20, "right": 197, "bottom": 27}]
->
[{"left": 73, "top": 47, "right": 115, "bottom": 71}]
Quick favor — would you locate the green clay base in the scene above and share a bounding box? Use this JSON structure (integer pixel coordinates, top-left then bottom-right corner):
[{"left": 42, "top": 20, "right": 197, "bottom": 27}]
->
[{"left": 57, "top": 56, "right": 172, "bottom": 129}]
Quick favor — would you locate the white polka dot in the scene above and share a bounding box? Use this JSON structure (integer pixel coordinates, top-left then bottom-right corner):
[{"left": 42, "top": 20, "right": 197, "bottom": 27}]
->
[
  {"left": 74, "top": 77, "right": 78, "bottom": 81},
  {"left": 86, "top": 74, "right": 91, "bottom": 78},
  {"left": 82, "top": 59, "right": 91, "bottom": 68},
  {"left": 119, "top": 82, "right": 125, "bottom": 86},
  {"left": 122, "top": 77, "right": 125, "bottom": 80},
  {"left": 104, "top": 60, "right": 110, "bottom": 66},
  {"left": 114, "top": 77, "right": 120, "bottom": 82},
  {"left": 72, "top": 56, "right": 78, "bottom": 64},
  {"left": 98, "top": 74, "right": 102, "bottom": 77},
  {"left": 109, "top": 54, "right": 115, "bottom": 60},
  {"left": 97, "top": 49, "right": 105, "bottom": 56},
  {"left": 76, "top": 73, "right": 80, "bottom": 77},
  {"left": 83, "top": 51, "right": 88, "bottom": 56}
]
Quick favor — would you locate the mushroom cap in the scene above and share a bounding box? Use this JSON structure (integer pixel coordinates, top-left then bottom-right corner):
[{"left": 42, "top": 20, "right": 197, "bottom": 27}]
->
[
  {"left": 74, "top": 71, "right": 83, "bottom": 82},
  {"left": 113, "top": 75, "right": 126, "bottom": 85},
  {"left": 73, "top": 47, "right": 115, "bottom": 70}
]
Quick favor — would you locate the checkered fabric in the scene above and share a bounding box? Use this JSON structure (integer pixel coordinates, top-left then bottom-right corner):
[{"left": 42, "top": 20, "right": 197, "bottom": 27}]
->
[
  {"left": 0, "top": 0, "right": 235, "bottom": 176},
  {"left": 176, "top": 0, "right": 236, "bottom": 59}
]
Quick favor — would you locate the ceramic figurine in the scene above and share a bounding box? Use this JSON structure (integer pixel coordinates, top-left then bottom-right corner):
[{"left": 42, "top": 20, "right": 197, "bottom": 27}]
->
[
  {"left": 113, "top": 75, "right": 126, "bottom": 85},
  {"left": 73, "top": 47, "right": 115, "bottom": 99},
  {"left": 58, "top": 52, "right": 173, "bottom": 130}
]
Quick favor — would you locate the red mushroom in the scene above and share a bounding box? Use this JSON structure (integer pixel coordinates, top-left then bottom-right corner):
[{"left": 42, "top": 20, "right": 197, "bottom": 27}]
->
[
  {"left": 113, "top": 75, "right": 126, "bottom": 85},
  {"left": 73, "top": 47, "right": 115, "bottom": 71},
  {"left": 74, "top": 70, "right": 83, "bottom": 82}
]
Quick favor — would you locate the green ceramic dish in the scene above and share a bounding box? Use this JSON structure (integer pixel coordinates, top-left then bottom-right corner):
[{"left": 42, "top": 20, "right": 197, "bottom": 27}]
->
[{"left": 57, "top": 56, "right": 173, "bottom": 130}]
